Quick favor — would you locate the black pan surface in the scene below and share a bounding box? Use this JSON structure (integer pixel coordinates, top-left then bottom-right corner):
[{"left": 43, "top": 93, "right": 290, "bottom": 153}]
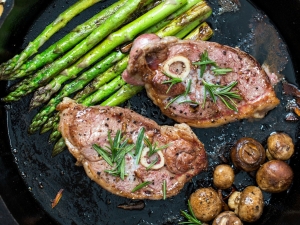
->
[{"left": 1, "top": 0, "right": 300, "bottom": 224}]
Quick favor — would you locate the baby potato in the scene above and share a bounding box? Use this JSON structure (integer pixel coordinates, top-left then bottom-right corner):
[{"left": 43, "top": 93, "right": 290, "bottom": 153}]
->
[
  {"left": 256, "top": 160, "right": 293, "bottom": 193},
  {"left": 213, "top": 164, "right": 235, "bottom": 189},
  {"left": 267, "top": 132, "right": 294, "bottom": 160},
  {"left": 189, "top": 187, "right": 222, "bottom": 222}
]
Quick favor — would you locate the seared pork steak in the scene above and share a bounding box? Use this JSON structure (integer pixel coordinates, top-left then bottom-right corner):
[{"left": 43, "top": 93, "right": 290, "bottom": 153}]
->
[
  {"left": 57, "top": 97, "right": 207, "bottom": 200},
  {"left": 122, "top": 34, "right": 280, "bottom": 128}
]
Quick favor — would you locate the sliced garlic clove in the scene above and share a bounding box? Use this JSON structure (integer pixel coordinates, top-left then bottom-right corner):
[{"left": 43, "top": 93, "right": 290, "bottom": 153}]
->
[
  {"left": 162, "top": 55, "right": 191, "bottom": 80},
  {"left": 140, "top": 147, "right": 165, "bottom": 170}
]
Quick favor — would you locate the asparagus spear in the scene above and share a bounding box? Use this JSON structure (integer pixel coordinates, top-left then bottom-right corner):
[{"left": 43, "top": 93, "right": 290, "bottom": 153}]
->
[
  {"left": 41, "top": 112, "right": 59, "bottom": 134},
  {"left": 2, "top": 0, "right": 150, "bottom": 102},
  {"left": 51, "top": 21, "right": 214, "bottom": 156},
  {"left": 81, "top": 76, "right": 126, "bottom": 106},
  {"left": 1, "top": 0, "right": 127, "bottom": 81},
  {"left": 0, "top": 0, "right": 102, "bottom": 75},
  {"left": 74, "top": 56, "right": 129, "bottom": 102},
  {"left": 29, "top": 0, "right": 188, "bottom": 108},
  {"left": 101, "top": 84, "right": 144, "bottom": 107},
  {"left": 28, "top": 1, "right": 211, "bottom": 134},
  {"left": 144, "top": 0, "right": 202, "bottom": 34},
  {"left": 52, "top": 137, "right": 66, "bottom": 157}
]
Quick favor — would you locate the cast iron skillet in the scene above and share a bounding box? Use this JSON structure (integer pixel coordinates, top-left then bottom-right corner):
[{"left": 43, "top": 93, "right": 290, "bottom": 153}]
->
[{"left": 1, "top": 0, "right": 300, "bottom": 224}]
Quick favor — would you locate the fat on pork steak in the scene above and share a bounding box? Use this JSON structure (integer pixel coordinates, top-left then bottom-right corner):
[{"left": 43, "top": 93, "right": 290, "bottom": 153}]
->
[
  {"left": 57, "top": 97, "right": 207, "bottom": 200},
  {"left": 122, "top": 34, "right": 280, "bottom": 128}
]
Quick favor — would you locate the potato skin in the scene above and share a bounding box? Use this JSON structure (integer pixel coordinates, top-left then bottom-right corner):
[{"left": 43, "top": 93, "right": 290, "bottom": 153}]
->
[
  {"left": 189, "top": 187, "right": 222, "bottom": 222},
  {"left": 213, "top": 164, "right": 235, "bottom": 189},
  {"left": 256, "top": 160, "right": 293, "bottom": 193},
  {"left": 238, "top": 186, "right": 264, "bottom": 222},
  {"left": 267, "top": 132, "right": 294, "bottom": 160}
]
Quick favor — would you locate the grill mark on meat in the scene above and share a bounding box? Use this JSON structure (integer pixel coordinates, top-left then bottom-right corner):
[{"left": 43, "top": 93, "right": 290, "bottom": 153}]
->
[
  {"left": 57, "top": 97, "right": 207, "bottom": 200},
  {"left": 122, "top": 34, "right": 280, "bottom": 128}
]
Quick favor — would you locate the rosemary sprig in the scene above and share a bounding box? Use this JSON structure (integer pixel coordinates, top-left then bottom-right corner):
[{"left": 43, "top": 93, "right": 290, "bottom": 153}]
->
[
  {"left": 165, "top": 79, "right": 194, "bottom": 109},
  {"left": 131, "top": 181, "right": 151, "bottom": 193},
  {"left": 92, "top": 130, "right": 135, "bottom": 180},
  {"left": 135, "top": 127, "right": 145, "bottom": 164},
  {"left": 179, "top": 200, "right": 202, "bottom": 225},
  {"left": 92, "top": 144, "right": 113, "bottom": 166},
  {"left": 212, "top": 67, "right": 233, "bottom": 75},
  {"left": 193, "top": 50, "right": 233, "bottom": 77},
  {"left": 162, "top": 180, "right": 167, "bottom": 200},
  {"left": 162, "top": 72, "right": 182, "bottom": 93},
  {"left": 202, "top": 80, "right": 242, "bottom": 111},
  {"left": 192, "top": 50, "right": 216, "bottom": 77},
  {"left": 144, "top": 136, "right": 169, "bottom": 156},
  {"left": 146, "top": 157, "right": 158, "bottom": 170}
]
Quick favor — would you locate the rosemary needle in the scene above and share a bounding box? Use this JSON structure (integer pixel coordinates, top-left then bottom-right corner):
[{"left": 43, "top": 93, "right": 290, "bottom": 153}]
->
[{"left": 131, "top": 181, "right": 151, "bottom": 193}]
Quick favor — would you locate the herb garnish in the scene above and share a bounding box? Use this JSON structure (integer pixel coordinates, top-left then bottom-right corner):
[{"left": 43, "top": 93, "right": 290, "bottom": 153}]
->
[
  {"left": 144, "top": 137, "right": 169, "bottom": 156},
  {"left": 179, "top": 200, "right": 202, "bottom": 225},
  {"left": 134, "top": 127, "right": 145, "bottom": 164},
  {"left": 212, "top": 67, "right": 233, "bottom": 75},
  {"left": 165, "top": 79, "right": 195, "bottom": 109},
  {"left": 93, "top": 130, "right": 135, "bottom": 180},
  {"left": 162, "top": 180, "right": 167, "bottom": 200},
  {"left": 146, "top": 157, "right": 158, "bottom": 170},
  {"left": 193, "top": 50, "right": 242, "bottom": 111},
  {"left": 162, "top": 72, "right": 183, "bottom": 93},
  {"left": 131, "top": 181, "right": 151, "bottom": 193},
  {"left": 193, "top": 50, "right": 216, "bottom": 77},
  {"left": 202, "top": 80, "right": 242, "bottom": 111}
]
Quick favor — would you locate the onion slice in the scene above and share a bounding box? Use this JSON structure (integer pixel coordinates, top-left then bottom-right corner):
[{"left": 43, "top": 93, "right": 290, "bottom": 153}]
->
[{"left": 140, "top": 147, "right": 165, "bottom": 170}]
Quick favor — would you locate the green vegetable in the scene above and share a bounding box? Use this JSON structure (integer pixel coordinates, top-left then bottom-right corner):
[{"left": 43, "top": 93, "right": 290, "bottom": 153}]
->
[
  {"left": 27, "top": 0, "right": 187, "bottom": 107},
  {"left": 0, "top": 0, "right": 102, "bottom": 76},
  {"left": 1, "top": 0, "right": 150, "bottom": 102},
  {"left": 1, "top": 0, "right": 127, "bottom": 81},
  {"left": 101, "top": 84, "right": 144, "bottom": 107},
  {"left": 144, "top": 0, "right": 203, "bottom": 34},
  {"left": 52, "top": 137, "right": 66, "bottom": 157}
]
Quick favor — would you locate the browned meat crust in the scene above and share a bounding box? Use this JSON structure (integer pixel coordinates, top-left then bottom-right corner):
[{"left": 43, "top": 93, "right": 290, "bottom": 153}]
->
[
  {"left": 57, "top": 98, "right": 207, "bottom": 200},
  {"left": 122, "top": 34, "right": 280, "bottom": 128}
]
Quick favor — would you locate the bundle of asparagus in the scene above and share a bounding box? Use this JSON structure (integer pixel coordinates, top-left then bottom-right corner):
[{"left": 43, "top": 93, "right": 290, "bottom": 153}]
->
[{"left": 0, "top": 0, "right": 214, "bottom": 156}]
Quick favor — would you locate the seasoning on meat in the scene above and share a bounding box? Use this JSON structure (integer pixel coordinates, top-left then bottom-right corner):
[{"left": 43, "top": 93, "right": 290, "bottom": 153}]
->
[
  {"left": 122, "top": 34, "right": 280, "bottom": 128},
  {"left": 57, "top": 97, "right": 207, "bottom": 200}
]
